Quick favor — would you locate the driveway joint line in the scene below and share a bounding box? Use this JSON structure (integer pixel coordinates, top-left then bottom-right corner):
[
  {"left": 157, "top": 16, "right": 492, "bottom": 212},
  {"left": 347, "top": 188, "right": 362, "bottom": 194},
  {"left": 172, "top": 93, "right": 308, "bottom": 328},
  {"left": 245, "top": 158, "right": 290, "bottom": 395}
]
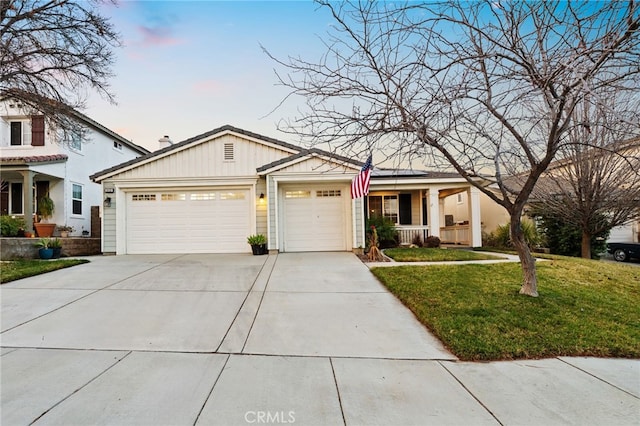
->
[
  {"left": 437, "top": 360, "right": 504, "bottom": 426},
  {"left": 27, "top": 350, "right": 133, "bottom": 425},
  {"left": 240, "top": 254, "right": 279, "bottom": 353},
  {"left": 557, "top": 357, "right": 640, "bottom": 400},
  {"left": 193, "top": 353, "right": 231, "bottom": 426},
  {"left": 215, "top": 255, "right": 273, "bottom": 353},
  {"left": 329, "top": 357, "right": 347, "bottom": 426}
]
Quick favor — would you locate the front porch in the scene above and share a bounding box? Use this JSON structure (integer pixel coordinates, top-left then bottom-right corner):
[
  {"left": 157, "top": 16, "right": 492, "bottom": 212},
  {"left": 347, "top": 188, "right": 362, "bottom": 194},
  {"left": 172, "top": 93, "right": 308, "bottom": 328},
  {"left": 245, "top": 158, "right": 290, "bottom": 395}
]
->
[{"left": 366, "top": 171, "right": 482, "bottom": 247}]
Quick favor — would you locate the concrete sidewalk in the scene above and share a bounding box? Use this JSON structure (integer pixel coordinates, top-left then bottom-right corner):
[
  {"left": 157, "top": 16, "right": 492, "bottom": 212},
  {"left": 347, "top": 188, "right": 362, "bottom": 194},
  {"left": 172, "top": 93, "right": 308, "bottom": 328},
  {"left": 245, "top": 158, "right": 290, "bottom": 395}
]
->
[{"left": 1, "top": 253, "right": 638, "bottom": 425}]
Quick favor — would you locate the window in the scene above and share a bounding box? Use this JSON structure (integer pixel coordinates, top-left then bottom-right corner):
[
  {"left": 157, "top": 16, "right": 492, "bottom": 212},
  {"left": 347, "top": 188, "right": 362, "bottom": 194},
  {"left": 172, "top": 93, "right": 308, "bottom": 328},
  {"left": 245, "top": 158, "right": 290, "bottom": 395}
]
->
[
  {"left": 368, "top": 195, "right": 398, "bottom": 224},
  {"left": 161, "top": 193, "right": 186, "bottom": 201},
  {"left": 72, "top": 184, "right": 82, "bottom": 215},
  {"left": 69, "top": 136, "right": 82, "bottom": 151},
  {"left": 190, "top": 193, "right": 215, "bottom": 201},
  {"left": 132, "top": 194, "right": 156, "bottom": 201},
  {"left": 285, "top": 190, "right": 310, "bottom": 198},
  {"left": 10, "top": 182, "right": 23, "bottom": 214},
  {"left": 9, "top": 120, "right": 31, "bottom": 146},
  {"left": 224, "top": 143, "right": 234, "bottom": 160},
  {"left": 220, "top": 192, "right": 245, "bottom": 200},
  {"left": 113, "top": 141, "right": 123, "bottom": 150},
  {"left": 317, "top": 190, "right": 341, "bottom": 197}
]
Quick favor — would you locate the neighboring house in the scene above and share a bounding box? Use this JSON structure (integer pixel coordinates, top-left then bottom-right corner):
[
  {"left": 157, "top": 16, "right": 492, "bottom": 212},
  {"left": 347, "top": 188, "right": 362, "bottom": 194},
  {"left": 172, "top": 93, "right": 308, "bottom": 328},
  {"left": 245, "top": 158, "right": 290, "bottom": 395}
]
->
[
  {"left": 0, "top": 98, "right": 149, "bottom": 236},
  {"left": 477, "top": 137, "right": 640, "bottom": 245},
  {"left": 90, "top": 125, "right": 483, "bottom": 255}
]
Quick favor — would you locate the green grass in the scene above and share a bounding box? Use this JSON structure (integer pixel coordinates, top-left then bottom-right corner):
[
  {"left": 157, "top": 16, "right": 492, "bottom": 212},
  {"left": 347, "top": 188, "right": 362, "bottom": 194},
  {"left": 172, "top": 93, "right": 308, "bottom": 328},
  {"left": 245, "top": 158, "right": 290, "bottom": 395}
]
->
[
  {"left": 1, "top": 259, "right": 90, "bottom": 283},
  {"left": 384, "top": 247, "right": 504, "bottom": 262},
  {"left": 371, "top": 256, "right": 640, "bottom": 361}
]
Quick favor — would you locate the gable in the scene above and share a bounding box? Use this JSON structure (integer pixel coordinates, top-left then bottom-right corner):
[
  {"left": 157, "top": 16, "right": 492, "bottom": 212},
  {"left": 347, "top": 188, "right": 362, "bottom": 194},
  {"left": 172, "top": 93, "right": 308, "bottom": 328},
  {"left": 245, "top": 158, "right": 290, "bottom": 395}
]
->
[
  {"left": 107, "top": 133, "right": 296, "bottom": 180},
  {"left": 269, "top": 155, "right": 360, "bottom": 175}
]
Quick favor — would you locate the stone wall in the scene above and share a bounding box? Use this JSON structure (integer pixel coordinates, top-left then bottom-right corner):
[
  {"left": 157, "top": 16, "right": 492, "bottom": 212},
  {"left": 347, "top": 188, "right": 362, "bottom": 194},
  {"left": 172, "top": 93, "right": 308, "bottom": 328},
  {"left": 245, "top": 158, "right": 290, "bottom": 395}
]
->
[{"left": 0, "top": 238, "right": 101, "bottom": 260}]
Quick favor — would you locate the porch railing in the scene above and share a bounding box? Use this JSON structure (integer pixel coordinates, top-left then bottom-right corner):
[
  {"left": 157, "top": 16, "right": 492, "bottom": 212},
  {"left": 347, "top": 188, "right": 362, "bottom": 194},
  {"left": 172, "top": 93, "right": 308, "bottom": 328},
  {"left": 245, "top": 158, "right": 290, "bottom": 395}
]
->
[
  {"left": 439, "top": 224, "right": 470, "bottom": 245},
  {"left": 396, "top": 225, "right": 429, "bottom": 245}
]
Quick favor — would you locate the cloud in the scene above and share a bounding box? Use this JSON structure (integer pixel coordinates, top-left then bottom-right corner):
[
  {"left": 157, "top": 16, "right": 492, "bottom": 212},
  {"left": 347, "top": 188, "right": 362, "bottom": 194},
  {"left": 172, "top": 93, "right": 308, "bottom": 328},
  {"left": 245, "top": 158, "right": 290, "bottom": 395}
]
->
[{"left": 136, "top": 25, "right": 185, "bottom": 47}]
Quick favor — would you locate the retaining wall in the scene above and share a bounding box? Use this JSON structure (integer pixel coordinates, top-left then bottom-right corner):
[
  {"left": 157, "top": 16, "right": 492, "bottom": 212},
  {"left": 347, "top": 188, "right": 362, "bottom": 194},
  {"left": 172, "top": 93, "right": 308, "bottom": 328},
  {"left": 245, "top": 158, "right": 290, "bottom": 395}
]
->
[{"left": 0, "top": 238, "right": 101, "bottom": 259}]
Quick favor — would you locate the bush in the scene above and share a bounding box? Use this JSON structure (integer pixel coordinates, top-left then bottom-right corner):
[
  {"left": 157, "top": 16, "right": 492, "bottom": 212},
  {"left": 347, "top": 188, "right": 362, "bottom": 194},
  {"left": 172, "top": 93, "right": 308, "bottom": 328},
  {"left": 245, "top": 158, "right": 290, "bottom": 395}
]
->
[
  {"left": 411, "top": 233, "right": 423, "bottom": 247},
  {"left": 483, "top": 220, "right": 543, "bottom": 250},
  {"left": 425, "top": 236, "right": 441, "bottom": 248},
  {"left": 0, "top": 215, "right": 25, "bottom": 237},
  {"left": 532, "top": 210, "right": 609, "bottom": 258},
  {"left": 366, "top": 216, "right": 398, "bottom": 248}
]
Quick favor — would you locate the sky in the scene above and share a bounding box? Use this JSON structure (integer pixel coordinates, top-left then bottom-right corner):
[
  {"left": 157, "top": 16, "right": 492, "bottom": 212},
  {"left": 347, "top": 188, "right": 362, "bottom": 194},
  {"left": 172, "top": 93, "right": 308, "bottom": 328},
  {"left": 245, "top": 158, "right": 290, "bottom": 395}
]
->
[{"left": 86, "top": 1, "right": 335, "bottom": 153}]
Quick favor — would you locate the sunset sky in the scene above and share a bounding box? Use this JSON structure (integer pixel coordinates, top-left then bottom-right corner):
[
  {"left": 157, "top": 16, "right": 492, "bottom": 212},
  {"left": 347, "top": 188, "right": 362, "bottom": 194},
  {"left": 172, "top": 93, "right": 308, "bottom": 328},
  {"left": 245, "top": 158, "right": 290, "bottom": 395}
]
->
[{"left": 86, "top": 1, "right": 335, "bottom": 152}]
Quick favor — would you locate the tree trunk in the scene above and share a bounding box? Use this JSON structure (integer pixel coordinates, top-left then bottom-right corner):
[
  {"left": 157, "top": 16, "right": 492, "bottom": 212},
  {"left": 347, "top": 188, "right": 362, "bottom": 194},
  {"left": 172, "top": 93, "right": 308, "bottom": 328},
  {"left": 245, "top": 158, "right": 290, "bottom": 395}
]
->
[
  {"left": 511, "top": 216, "right": 539, "bottom": 297},
  {"left": 581, "top": 232, "right": 591, "bottom": 259}
]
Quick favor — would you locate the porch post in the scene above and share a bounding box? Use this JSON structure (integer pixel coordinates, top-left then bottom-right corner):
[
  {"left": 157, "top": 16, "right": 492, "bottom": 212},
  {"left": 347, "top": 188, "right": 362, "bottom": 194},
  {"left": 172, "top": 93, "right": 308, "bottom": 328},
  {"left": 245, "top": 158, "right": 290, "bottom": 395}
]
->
[
  {"left": 20, "top": 170, "right": 34, "bottom": 233},
  {"left": 428, "top": 189, "right": 440, "bottom": 238},
  {"left": 469, "top": 186, "right": 482, "bottom": 247}
]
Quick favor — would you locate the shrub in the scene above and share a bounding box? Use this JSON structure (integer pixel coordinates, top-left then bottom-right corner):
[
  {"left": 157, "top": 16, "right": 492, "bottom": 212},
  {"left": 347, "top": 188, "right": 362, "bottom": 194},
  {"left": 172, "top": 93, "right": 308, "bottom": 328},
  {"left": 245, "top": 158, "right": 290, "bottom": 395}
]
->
[
  {"left": 484, "top": 220, "right": 543, "bottom": 250},
  {"left": 532, "top": 210, "right": 609, "bottom": 258},
  {"left": 425, "top": 236, "right": 441, "bottom": 248},
  {"left": 411, "top": 233, "right": 423, "bottom": 247},
  {"left": 247, "top": 234, "right": 267, "bottom": 245},
  {"left": 0, "top": 215, "right": 25, "bottom": 237},
  {"left": 366, "top": 216, "right": 398, "bottom": 248}
]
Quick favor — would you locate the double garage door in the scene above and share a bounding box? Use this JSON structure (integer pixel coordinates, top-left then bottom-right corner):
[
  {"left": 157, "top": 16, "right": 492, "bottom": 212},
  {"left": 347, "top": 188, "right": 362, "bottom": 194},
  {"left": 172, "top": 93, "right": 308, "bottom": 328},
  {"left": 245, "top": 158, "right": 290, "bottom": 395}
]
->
[{"left": 126, "top": 189, "right": 251, "bottom": 254}]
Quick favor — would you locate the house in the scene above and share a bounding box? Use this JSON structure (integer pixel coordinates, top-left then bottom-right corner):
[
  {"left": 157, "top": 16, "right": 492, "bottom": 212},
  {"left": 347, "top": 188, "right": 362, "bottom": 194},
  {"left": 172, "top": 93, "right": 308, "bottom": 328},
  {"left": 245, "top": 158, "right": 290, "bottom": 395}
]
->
[
  {"left": 90, "top": 125, "right": 483, "bottom": 255},
  {"left": 477, "top": 137, "right": 640, "bottom": 245},
  {"left": 0, "top": 98, "right": 149, "bottom": 236}
]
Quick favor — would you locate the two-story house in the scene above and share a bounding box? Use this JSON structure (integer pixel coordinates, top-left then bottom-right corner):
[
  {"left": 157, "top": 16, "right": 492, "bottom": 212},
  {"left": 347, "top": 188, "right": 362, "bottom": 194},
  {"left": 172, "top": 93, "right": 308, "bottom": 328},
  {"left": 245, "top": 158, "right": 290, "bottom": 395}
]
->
[{"left": 0, "top": 97, "right": 149, "bottom": 236}]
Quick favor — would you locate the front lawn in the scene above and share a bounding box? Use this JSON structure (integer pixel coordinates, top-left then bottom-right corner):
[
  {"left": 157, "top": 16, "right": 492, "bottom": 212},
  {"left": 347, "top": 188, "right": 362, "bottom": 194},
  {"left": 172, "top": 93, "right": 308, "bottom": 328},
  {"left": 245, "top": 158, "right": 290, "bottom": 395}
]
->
[
  {"left": 371, "top": 256, "right": 640, "bottom": 361},
  {"left": 1, "top": 259, "right": 89, "bottom": 283},
  {"left": 384, "top": 247, "right": 503, "bottom": 262}
]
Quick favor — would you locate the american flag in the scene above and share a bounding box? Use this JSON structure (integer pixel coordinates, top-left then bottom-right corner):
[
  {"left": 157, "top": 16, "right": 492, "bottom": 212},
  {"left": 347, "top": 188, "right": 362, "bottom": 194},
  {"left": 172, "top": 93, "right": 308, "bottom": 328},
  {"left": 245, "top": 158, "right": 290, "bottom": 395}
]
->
[{"left": 351, "top": 154, "right": 372, "bottom": 199}]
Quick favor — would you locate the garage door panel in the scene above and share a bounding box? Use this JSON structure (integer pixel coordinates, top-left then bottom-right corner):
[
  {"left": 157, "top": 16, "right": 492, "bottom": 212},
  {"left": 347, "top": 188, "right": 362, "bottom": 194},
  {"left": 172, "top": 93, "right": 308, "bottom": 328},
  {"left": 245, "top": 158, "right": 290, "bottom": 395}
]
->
[
  {"left": 126, "top": 189, "right": 251, "bottom": 254},
  {"left": 283, "top": 186, "right": 347, "bottom": 252}
]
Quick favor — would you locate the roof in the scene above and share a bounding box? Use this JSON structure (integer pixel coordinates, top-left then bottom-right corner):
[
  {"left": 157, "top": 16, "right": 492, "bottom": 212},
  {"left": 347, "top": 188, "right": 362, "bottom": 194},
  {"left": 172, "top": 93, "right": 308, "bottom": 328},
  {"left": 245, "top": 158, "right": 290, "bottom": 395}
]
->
[
  {"left": 1, "top": 90, "right": 149, "bottom": 156},
  {"left": 91, "top": 125, "right": 326, "bottom": 181},
  {"left": 372, "top": 168, "right": 463, "bottom": 179},
  {"left": 256, "top": 148, "right": 364, "bottom": 174},
  {"left": 0, "top": 154, "right": 68, "bottom": 165}
]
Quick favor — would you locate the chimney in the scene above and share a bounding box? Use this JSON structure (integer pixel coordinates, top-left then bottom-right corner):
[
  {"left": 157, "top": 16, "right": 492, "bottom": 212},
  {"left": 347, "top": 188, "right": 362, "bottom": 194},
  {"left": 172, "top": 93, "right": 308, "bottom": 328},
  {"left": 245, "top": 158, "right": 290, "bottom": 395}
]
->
[{"left": 158, "top": 135, "right": 173, "bottom": 150}]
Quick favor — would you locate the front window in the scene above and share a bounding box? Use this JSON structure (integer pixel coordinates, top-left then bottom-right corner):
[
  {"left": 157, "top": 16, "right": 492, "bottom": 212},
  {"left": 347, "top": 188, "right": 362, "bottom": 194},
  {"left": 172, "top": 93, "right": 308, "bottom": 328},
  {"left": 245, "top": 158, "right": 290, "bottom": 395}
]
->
[
  {"left": 10, "top": 120, "right": 31, "bottom": 146},
  {"left": 368, "top": 195, "right": 398, "bottom": 224},
  {"left": 72, "top": 184, "right": 82, "bottom": 215},
  {"left": 69, "top": 136, "right": 82, "bottom": 151},
  {"left": 11, "top": 183, "right": 23, "bottom": 214}
]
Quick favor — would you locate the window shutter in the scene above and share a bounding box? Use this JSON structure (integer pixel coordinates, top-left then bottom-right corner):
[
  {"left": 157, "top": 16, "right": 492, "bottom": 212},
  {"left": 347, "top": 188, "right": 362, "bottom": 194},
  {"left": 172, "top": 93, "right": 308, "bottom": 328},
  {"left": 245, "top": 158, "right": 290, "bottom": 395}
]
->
[{"left": 31, "top": 116, "right": 45, "bottom": 146}]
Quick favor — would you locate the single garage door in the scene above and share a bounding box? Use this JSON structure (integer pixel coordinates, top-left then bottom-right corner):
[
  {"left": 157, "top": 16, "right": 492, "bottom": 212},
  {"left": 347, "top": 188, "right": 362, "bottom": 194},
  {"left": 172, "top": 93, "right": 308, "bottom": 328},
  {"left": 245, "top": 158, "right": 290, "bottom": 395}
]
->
[
  {"left": 283, "top": 185, "right": 348, "bottom": 252},
  {"left": 126, "top": 189, "right": 251, "bottom": 254}
]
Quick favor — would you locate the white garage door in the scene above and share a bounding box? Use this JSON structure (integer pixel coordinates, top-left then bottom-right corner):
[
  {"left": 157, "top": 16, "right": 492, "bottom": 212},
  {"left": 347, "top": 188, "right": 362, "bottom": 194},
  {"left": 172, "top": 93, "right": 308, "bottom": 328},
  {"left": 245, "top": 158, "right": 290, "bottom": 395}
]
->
[
  {"left": 283, "top": 186, "right": 348, "bottom": 252},
  {"left": 126, "top": 189, "right": 251, "bottom": 254}
]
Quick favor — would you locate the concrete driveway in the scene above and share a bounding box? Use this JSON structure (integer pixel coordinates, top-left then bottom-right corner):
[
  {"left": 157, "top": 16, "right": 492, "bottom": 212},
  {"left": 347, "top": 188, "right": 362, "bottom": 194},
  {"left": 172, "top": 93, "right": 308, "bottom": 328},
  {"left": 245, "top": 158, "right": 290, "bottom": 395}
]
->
[{"left": 2, "top": 253, "right": 638, "bottom": 425}]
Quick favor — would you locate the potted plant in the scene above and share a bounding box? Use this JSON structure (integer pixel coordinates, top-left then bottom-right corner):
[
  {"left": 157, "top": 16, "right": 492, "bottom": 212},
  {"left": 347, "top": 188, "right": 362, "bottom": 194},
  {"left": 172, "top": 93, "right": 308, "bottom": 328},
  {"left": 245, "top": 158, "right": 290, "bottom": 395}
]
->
[
  {"left": 247, "top": 234, "right": 268, "bottom": 255},
  {"left": 35, "top": 238, "right": 54, "bottom": 259},
  {"left": 49, "top": 238, "right": 63, "bottom": 259},
  {"left": 34, "top": 195, "right": 56, "bottom": 237},
  {"left": 57, "top": 225, "right": 74, "bottom": 238}
]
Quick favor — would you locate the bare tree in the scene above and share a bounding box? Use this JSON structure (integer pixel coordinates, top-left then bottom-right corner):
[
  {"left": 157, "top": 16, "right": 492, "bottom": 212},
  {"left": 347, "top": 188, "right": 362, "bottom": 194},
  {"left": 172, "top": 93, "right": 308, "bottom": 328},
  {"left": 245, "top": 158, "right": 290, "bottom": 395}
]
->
[
  {"left": 268, "top": 0, "right": 640, "bottom": 296},
  {"left": 532, "top": 93, "right": 640, "bottom": 259},
  {"left": 0, "top": 0, "right": 120, "bottom": 140}
]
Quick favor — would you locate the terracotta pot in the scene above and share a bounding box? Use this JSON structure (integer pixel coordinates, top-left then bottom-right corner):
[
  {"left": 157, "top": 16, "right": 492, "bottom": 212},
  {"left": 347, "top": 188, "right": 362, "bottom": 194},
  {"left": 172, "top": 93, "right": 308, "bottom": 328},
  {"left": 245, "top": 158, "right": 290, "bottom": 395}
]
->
[{"left": 34, "top": 223, "right": 56, "bottom": 237}]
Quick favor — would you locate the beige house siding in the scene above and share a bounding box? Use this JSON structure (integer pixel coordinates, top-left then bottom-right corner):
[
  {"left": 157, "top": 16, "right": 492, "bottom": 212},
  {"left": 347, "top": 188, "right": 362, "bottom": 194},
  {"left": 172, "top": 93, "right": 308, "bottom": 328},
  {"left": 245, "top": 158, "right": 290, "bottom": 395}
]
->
[
  {"left": 114, "top": 134, "right": 294, "bottom": 180},
  {"left": 102, "top": 183, "right": 117, "bottom": 253},
  {"left": 256, "top": 178, "right": 268, "bottom": 237}
]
